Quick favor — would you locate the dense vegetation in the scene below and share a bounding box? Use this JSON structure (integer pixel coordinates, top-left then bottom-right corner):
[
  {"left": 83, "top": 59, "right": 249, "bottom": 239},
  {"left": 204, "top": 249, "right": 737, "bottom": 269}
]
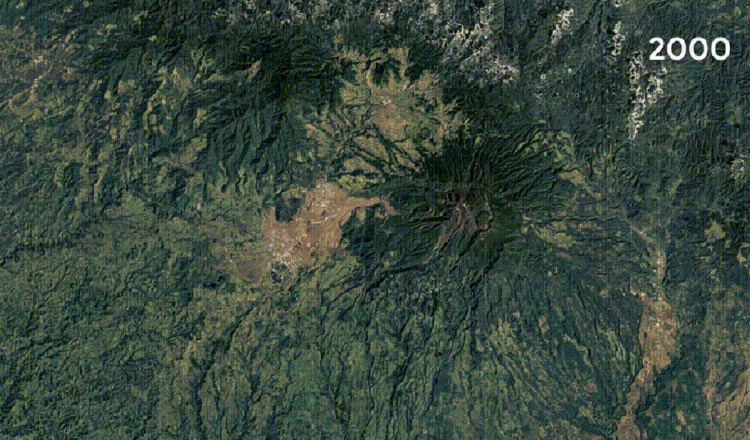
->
[{"left": 1, "top": 0, "right": 749, "bottom": 438}]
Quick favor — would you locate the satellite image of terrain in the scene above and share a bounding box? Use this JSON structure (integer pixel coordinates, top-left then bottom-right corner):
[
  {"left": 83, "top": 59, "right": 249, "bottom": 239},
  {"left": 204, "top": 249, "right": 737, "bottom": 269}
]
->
[{"left": 1, "top": 0, "right": 749, "bottom": 438}]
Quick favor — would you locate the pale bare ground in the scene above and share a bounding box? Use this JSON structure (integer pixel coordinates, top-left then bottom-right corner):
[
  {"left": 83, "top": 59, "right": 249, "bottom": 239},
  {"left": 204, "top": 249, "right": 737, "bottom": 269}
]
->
[
  {"left": 615, "top": 291, "right": 677, "bottom": 439},
  {"left": 262, "top": 182, "right": 393, "bottom": 273},
  {"left": 617, "top": 223, "right": 750, "bottom": 438},
  {"left": 616, "top": 231, "right": 678, "bottom": 440}
]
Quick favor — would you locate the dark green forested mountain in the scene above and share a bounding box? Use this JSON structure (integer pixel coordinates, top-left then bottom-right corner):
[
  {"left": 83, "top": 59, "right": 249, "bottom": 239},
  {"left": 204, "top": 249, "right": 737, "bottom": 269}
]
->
[{"left": 1, "top": 0, "right": 749, "bottom": 438}]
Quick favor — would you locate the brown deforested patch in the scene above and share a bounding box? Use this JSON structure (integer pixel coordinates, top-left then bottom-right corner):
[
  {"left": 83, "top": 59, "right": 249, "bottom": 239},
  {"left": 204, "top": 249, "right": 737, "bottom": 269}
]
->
[
  {"left": 262, "top": 182, "right": 392, "bottom": 272},
  {"left": 616, "top": 292, "right": 678, "bottom": 439},
  {"left": 639, "top": 294, "right": 678, "bottom": 371},
  {"left": 538, "top": 315, "right": 550, "bottom": 335},
  {"left": 616, "top": 242, "right": 678, "bottom": 439}
]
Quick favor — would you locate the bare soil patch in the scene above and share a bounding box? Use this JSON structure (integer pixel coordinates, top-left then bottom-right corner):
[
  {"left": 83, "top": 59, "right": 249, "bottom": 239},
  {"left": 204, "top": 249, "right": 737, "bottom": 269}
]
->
[{"left": 262, "top": 182, "right": 392, "bottom": 272}]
